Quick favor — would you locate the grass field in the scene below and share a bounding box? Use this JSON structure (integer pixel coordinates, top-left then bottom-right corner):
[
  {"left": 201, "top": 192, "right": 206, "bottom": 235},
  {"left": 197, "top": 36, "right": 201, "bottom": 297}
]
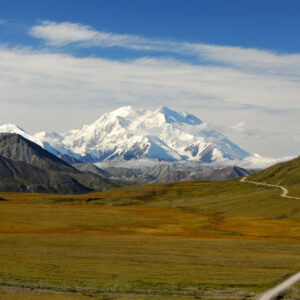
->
[
  {"left": 0, "top": 176, "right": 300, "bottom": 299},
  {"left": 284, "top": 281, "right": 300, "bottom": 299}
]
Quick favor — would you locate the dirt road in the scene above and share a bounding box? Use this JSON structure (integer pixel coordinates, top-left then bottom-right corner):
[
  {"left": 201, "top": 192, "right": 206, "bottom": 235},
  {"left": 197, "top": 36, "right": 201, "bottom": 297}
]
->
[
  {"left": 241, "top": 176, "right": 300, "bottom": 299},
  {"left": 240, "top": 176, "right": 300, "bottom": 200},
  {"left": 256, "top": 271, "right": 300, "bottom": 300}
]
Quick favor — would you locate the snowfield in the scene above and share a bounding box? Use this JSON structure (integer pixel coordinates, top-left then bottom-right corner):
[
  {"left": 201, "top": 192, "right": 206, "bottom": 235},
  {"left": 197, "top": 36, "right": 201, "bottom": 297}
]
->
[{"left": 1, "top": 106, "right": 291, "bottom": 168}]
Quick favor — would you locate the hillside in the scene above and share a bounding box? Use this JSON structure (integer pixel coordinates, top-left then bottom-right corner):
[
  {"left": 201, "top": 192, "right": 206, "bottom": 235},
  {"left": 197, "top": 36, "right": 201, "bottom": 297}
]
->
[
  {"left": 0, "top": 133, "right": 75, "bottom": 172},
  {"left": 0, "top": 155, "right": 92, "bottom": 193},
  {"left": 0, "top": 168, "right": 300, "bottom": 299},
  {"left": 248, "top": 155, "right": 300, "bottom": 194},
  {"left": 0, "top": 134, "right": 123, "bottom": 194},
  {"left": 101, "top": 163, "right": 251, "bottom": 183},
  {"left": 1, "top": 155, "right": 300, "bottom": 299}
]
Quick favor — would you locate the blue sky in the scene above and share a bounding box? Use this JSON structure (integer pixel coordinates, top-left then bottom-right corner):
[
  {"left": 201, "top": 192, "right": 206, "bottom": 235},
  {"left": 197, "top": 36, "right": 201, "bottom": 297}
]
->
[
  {"left": 0, "top": 0, "right": 299, "bottom": 158},
  {"left": 2, "top": 0, "right": 300, "bottom": 57}
]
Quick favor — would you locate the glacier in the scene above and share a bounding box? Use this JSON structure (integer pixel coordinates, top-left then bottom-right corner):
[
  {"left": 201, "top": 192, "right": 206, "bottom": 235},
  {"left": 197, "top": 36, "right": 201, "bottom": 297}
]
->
[{"left": 0, "top": 106, "right": 250, "bottom": 163}]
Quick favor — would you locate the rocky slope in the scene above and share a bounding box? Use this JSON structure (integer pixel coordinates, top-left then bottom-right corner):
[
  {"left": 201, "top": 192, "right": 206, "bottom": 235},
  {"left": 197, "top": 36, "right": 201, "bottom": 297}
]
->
[
  {"left": 0, "top": 133, "right": 74, "bottom": 172},
  {"left": 87, "top": 162, "right": 252, "bottom": 184},
  {"left": 0, "top": 134, "right": 122, "bottom": 194}
]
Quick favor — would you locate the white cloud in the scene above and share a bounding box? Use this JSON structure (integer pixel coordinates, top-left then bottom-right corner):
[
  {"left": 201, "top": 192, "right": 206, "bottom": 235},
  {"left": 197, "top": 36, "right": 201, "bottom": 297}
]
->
[
  {"left": 96, "top": 155, "right": 295, "bottom": 170},
  {"left": 29, "top": 20, "right": 156, "bottom": 49},
  {"left": 96, "top": 159, "right": 159, "bottom": 169},
  {"left": 206, "top": 155, "right": 295, "bottom": 170},
  {"left": 235, "top": 155, "right": 295, "bottom": 170},
  {"left": 188, "top": 44, "right": 300, "bottom": 77},
  {"left": 226, "top": 121, "right": 261, "bottom": 137},
  {"left": 0, "top": 45, "right": 299, "bottom": 157},
  {"left": 1, "top": 46, "right": 300, "bottom": 110},
  {"left": 30, "top": 21, "right": 300, "bottom": 78},
  {"left": 230, "top": 121, "right": 247, "bottom": 132},
  {"left": 0, "top": 19, "right": 6, "bottom": 24},
  {"left": 294, "top": 135, "right": 300, "bottom": 142},
  {"left": 30, "top": 21, "right": 98, "bottom": 45}
]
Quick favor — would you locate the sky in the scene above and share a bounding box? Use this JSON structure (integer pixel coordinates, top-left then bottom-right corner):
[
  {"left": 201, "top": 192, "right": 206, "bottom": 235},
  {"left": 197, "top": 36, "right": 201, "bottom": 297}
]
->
[{"left": 0, "top": 0, "right": 299, "bottom": 158}]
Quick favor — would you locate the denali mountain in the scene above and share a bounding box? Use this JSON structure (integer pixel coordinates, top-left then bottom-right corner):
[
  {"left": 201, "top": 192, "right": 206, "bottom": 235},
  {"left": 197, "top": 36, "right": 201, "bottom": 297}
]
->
[
  {"left": 0, "top": 106, "right": 250, "bottom": 164},
  {"left": 0, "top": 106, "right": 255, "bottom": 190},
  {"left": 0, "top": 133, "right": 251, "bottom": 192}
]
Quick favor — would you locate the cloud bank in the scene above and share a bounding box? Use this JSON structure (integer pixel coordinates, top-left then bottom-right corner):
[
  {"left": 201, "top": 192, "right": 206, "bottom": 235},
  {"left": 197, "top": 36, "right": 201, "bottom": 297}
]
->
[
  {"left": 30, "top": 21, "right": 300, "bottom": 78},
  {"left": 0, "top": 20, "right": 299, "bottom": 157}
]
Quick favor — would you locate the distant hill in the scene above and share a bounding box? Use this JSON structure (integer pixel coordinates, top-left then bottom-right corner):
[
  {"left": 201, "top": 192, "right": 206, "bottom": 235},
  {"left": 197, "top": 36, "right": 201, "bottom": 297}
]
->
[
  {"left": 0, "top": 134, "right": 123, "bottom": 194},
  {"left": 72, "top": 163, "right": 111, "bottom": 178},
  {"left": 248, "top": 155, "right": 300, "bottom": 191},
  {"left": 0, "top": 133, "right": 74, "bottom": 172},
  {"left": 0, "top": 155, "right": 92, "bottom": 193},
  {"left": 96, "top": 163, "right": 251, "bottom": 184}
]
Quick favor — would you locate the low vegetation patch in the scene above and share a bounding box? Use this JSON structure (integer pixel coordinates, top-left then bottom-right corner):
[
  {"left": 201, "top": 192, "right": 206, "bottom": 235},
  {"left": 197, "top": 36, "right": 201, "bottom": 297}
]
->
[{"left": 0, "top": 174, "right": 299, "bottom": 299}]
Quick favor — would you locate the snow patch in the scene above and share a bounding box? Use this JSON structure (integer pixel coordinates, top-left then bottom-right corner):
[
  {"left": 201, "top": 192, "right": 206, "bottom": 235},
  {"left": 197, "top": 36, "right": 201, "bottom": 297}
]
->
[{"left": 1, "top": 106, "right": 251, "bottom": 164}]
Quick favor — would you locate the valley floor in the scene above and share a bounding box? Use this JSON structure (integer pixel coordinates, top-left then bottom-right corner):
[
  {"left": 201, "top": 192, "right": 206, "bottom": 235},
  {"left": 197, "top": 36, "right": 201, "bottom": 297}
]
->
[{"left": 0, "top": 178, "right": 300, "bottom": 299}]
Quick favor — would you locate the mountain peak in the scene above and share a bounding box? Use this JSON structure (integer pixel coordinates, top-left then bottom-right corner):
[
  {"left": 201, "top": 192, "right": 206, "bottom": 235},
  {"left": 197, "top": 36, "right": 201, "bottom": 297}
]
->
[
  {"left": 0, "top": 106, "right": 250, "bottom": 164},
  {"left": 0, "top": 123, "right": 26, "bottom": 134},
  {"left": 155, "top": 106, "right": 202, "bottom": 125},
  {"left": 110, "top": 106, "right": 136, "bottom": 118},
  {"left": 156, "top": 105, "right": 171, "bottom": 113},
  {"left": 0, "top": 123, "right": 44, "bottom": 147}
]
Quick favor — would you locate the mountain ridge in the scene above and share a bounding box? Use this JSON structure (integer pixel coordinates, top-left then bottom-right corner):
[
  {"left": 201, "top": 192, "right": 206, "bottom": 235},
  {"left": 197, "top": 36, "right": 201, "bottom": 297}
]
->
[
  {"left": 0, "top": 133, "right": 123, "bottom": 194},
  {"left": 0, "top": 133, "right": 75, "bottom": 172},
  {"left": 97, "top": 163, "right": 252, "bottom": 184},
  {"left": 0, "top": 106, "right": 250, "bottom": 164}
]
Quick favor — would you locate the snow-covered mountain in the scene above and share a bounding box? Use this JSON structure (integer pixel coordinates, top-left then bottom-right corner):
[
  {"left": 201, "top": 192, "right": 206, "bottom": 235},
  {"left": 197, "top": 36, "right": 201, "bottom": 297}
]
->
[
  {"left": 0, "top": 106, "right": 250, "bottom": 163},
  {"left": 0, "top": 124, "right": 61, "bottom": 156},
  {"left": 0, "top": 124, "right": 43, "bottom": 147}
]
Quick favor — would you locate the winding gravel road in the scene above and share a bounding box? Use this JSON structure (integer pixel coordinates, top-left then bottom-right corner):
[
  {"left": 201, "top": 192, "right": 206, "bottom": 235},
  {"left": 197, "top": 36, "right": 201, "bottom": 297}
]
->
[
  {"left": 240, "top": 176, "right": 300, "bottom": 200},
  {"left": 240, "top": 176, "right": 300, "bottom": 299}
]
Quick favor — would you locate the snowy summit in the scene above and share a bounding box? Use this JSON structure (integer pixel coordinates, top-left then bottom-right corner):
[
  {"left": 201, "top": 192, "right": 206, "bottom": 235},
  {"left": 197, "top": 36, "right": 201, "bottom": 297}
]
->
[{"left": 0, "top": 106, "right": 250, "bottom": 163}]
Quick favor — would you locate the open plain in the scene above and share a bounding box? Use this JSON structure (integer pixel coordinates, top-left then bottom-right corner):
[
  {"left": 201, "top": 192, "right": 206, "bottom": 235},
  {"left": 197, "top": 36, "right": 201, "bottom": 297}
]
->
[{"left": 1, "top": 159, "right": 300, "bottom": 299}]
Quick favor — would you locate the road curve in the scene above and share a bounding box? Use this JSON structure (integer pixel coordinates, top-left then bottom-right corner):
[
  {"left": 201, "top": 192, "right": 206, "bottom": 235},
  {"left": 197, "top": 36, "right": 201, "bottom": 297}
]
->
[
  {"left": 240, "top": 176, "right": 300, "bottom": 200},
  {"left": 256, "top": 271, "right": 300, "bottom": 300},
  {"left": 240, "top": 176, "right": 300, "bottom": 299}
]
